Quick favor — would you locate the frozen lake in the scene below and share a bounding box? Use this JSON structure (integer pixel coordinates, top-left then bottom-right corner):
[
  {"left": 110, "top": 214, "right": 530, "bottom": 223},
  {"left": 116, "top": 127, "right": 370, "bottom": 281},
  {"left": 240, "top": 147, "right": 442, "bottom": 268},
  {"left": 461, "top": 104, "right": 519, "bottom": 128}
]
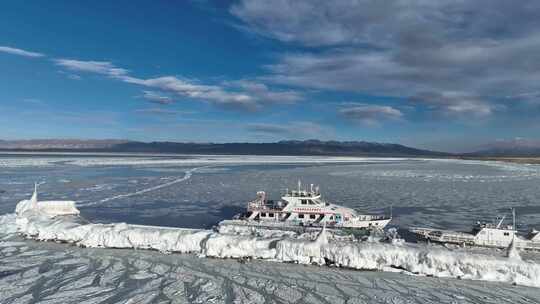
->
[{"left": 1, "top": 154, "right": 540, "bottom": 303}]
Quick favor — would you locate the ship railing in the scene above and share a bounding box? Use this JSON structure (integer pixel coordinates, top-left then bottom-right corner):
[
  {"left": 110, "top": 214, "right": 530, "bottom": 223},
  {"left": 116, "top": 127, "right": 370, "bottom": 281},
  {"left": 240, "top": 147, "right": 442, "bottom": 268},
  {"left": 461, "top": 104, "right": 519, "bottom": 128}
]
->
[
  {"left": 355, "top": 214, "right": 390, "bottom": 221},
  {"left": 438, "top": 234, "right": 474, "bottom": 243},
  {"left": 247, "top": 203, "right": 282, "bottom": 211}
]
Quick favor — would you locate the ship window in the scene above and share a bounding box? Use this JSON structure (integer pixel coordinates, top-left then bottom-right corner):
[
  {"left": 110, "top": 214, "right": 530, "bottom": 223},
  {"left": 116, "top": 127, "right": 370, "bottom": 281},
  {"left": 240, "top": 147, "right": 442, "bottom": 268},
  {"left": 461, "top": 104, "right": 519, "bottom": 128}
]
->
[
  {"left": 298, "top": 214, "right": 304, "bottom": 219},
  {"left": 308, "top": 201, "right": 315, "bottom": 205},
  {"left": 269, "top": 213, "right": 274, "bottom": 217},
  {"left": 504, "top": 232, "right": 509, "bottom": 236},
  {"left": 261, "top": 213, "right": 266, "bottom": 217},
  {"left": 301, "top": 200, "right": 307, "bottom": 205},
  {"left": 310, "top": 214, "right": 316, "bottom": 219}
]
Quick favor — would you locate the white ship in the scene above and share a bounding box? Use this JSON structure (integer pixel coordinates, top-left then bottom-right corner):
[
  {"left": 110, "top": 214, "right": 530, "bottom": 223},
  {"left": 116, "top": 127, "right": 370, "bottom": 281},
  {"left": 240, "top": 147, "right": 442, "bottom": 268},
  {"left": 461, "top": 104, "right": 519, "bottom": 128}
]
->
[
  {"left": 220, "top": 181, "right": 391, "bottom": 232},
  {"left": 410, "top": 209, "right": 540, "bottom": 251}
]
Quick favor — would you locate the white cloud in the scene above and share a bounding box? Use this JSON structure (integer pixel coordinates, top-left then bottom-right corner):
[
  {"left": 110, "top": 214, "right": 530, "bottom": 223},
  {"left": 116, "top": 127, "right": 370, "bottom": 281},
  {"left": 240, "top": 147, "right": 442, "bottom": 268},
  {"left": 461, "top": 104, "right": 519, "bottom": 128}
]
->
[
  {"left": 54, "top": 59, "right": 128, "bottom": 77},
  {"left": 0, "top": 46, "right": 45, "bottom": 58},
  {"left": 232, "top": 0, "right": 540, "bottom": 119},
  {"left": 124, "top": 76, "right": 257, "bottom": 110},
  {"left": 411, "top": 92, "right": 495, "bottom": 118},
  {"left": 228, "top": 80, "right": 303, "bottom": 104},
  {"left": 54, "top": 58, "right": 302, "bottom": 111},
  {"left": 339, "top": 105, "right": 403, "bottom": 126}
]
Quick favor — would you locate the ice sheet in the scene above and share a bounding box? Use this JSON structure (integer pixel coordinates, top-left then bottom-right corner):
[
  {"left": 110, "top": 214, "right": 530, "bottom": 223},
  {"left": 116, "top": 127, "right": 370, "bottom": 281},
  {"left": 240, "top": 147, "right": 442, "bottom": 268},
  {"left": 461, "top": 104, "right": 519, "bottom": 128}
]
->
[{"left": 3, "top": 155, "right": 540, "bottom": 303}]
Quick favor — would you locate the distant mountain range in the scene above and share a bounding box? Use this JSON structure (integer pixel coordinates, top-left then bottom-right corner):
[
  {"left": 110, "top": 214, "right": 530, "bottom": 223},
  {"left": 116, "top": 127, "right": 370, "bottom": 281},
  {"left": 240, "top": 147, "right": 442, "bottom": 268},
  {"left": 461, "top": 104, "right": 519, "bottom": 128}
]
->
[
  {"left": 0, "top": 139, "right": 128, "bottom": 150},
  {"left": 5, "top": 139, "right": 540, "bottom": 157},
  {"left": 467, "top": 139, "right": 540, "bottom": 157},
  {"left": 0, "top": 139, "right": 448, "bottom": 157}
]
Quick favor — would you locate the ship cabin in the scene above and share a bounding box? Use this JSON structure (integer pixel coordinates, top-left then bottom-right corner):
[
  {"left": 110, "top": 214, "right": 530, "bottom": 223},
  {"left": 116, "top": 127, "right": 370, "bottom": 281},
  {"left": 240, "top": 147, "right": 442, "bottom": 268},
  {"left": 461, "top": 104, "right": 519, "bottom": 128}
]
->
[
  {"left": 472, "top": 222, "right": 516, "bottom": 241},
  {"left": 471, "top": 214, "right": 518, "bottom": 247},
  {"left": 244, "top": 183, "right": 359, "bottom": 227}
]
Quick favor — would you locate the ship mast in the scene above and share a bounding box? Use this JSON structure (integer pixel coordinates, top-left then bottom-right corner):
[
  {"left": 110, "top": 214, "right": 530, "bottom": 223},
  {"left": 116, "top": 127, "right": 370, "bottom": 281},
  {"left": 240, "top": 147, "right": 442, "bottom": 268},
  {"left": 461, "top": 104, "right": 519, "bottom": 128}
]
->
[{"left": 512, "top": 207, "right": 516, "bottom": 231}]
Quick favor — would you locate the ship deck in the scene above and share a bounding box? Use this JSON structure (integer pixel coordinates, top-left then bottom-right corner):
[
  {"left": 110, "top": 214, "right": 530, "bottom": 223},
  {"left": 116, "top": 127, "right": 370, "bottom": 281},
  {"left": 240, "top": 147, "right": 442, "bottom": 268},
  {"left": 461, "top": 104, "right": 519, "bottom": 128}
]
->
[{"left": 218, "top": 219, "right": 380, "bottom": 233}]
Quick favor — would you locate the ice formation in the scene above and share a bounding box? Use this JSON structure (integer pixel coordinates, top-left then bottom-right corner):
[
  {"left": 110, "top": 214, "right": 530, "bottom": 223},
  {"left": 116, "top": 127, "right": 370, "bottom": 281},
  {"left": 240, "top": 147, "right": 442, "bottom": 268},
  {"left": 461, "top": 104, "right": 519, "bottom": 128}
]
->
[
  {"left": 15, "top": 184, "right": 79, "bottom": 217},
  {"left": 12, "top": 193, "right": 540, "bottom": 289}
]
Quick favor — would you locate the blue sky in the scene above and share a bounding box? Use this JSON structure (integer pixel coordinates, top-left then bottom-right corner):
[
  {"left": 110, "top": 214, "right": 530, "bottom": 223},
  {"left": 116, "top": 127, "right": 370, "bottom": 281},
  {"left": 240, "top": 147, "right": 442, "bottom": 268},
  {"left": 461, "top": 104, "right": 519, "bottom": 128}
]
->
[{"left": 2, "top": 1, "right": 540, "bottom": 152}]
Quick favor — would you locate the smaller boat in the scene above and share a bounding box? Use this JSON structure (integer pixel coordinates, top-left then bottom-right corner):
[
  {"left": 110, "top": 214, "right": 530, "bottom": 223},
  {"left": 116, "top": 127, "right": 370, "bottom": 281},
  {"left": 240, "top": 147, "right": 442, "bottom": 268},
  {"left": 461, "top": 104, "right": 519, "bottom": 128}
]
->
[
  {"left": 410, "top": 208, "right": 540, "bottom": 251},
  {"left": 219, "top": 181, "right": 391, "bottom": 233}
]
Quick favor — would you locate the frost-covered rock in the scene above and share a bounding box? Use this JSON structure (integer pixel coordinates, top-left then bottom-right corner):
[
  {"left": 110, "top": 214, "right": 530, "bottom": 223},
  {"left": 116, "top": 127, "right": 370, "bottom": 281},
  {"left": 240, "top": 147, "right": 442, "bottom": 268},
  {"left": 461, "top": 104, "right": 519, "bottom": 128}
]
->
[
  {"left": 204, "top": 233, "right": 277, "bottom": 259},
  {"left": 16, "top": 212, "right": 211, "bottom": 253},
  {"left": 277, "top": 237, "right": 540, "bottom": 287}
]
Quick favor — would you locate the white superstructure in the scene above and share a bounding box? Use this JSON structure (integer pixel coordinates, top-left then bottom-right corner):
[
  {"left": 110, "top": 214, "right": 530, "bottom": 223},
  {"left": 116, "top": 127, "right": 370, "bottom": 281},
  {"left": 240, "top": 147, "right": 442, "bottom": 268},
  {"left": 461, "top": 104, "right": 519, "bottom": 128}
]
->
[{"left": 221, "top": 181, "right": 391, "bottom": 231}]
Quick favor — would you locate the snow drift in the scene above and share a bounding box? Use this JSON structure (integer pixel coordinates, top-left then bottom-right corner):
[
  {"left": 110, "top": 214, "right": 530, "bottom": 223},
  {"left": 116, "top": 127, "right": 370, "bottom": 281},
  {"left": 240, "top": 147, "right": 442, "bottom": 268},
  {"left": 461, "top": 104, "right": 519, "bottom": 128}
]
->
[{"left": 11, "top": 195, "right": 540, "bottom": 288}]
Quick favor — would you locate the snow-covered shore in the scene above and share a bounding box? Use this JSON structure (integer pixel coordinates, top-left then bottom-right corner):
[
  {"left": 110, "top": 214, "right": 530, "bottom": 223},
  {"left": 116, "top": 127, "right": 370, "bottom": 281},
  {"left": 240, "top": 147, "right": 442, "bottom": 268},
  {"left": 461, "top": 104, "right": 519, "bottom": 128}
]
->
[{"left": 8, "top": 196, "right": 540, "bottom": 289}]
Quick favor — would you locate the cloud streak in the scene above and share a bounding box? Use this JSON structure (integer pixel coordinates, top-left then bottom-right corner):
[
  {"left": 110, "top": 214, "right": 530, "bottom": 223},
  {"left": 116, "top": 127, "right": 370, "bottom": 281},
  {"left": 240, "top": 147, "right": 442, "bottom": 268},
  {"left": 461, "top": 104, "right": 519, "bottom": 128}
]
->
[
  {"left": 54, "top": 59, "right": 128, "bottom": 77},
  {"left": 0, "top": 46, "right": 45, "bottom": 58},
  {"left": 124, "top": 76, "right": 257, "bottom": 110},
  {"left": 134, "top": 108, "right": 191, "bottom": 116},
  {"left": 54, "top": 58, "right": 299, "bottom": 111},
  {"left": 227, "top": 80, "right": 303, "bottom": 104}
]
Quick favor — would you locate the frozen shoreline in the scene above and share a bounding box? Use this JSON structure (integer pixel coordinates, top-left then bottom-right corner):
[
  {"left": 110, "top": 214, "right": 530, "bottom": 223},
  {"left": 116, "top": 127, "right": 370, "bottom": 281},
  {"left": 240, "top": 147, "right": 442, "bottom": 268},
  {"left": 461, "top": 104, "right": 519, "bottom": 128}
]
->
[{"left": 7, "top": 203, "right": 540, "bottom": 288}]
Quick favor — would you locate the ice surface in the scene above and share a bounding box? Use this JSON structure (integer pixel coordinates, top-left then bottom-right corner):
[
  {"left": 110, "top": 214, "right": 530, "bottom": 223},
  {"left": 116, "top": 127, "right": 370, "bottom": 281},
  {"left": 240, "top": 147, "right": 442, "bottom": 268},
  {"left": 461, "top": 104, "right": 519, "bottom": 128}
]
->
[
  {"left": 77, "top": 166, "right": 201, "bottom": 207},
  {"left": 3, "top": 154, "right": 540, "bottom": 303}
]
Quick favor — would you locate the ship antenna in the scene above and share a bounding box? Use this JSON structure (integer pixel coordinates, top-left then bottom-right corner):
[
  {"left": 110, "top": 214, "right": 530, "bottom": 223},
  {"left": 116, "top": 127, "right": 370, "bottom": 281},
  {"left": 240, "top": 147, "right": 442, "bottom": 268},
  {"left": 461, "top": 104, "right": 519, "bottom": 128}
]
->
[
  {"left": 298, "top": 180, "right": 301, "bottom": 193},
  {"left": 512, "top": 207, "right": 516, "bottom": 231},
  {"left": 390, "top": 204, "right": 393, "bottom": 219},
  {"left": 496, "top": 215, "right": 506, "bottom": 229}
]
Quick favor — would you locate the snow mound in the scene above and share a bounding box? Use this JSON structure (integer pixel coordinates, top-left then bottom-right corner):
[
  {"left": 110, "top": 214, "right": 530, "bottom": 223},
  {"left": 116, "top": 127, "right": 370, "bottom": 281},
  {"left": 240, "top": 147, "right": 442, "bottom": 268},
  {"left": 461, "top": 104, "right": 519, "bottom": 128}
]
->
[{"left": 11, "top": 203, "right": 540, "bottom": 288}]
